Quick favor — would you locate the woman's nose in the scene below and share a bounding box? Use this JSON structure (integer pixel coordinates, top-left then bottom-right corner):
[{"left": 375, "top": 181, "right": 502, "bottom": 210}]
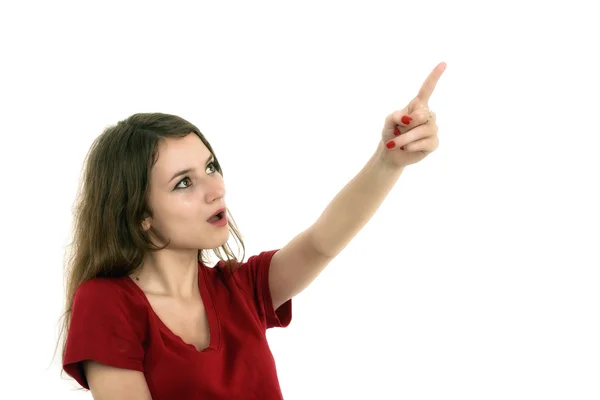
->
[{"left": 205, "top": 181, "right": 226, "bottom": 203}]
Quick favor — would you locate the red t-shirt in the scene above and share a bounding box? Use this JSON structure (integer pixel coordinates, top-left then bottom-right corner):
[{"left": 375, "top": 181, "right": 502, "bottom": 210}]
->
[{"left": 63, "top": 249, "right": 292, "bottom": 399}]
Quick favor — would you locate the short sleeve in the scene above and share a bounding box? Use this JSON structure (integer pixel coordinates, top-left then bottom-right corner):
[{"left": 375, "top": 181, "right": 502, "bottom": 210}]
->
[
  {"left": 62, "top": 278, "right": 146, "bottom": 389},
  {"left": 233, "top": 249, "right": 292, "bottom": 330}
]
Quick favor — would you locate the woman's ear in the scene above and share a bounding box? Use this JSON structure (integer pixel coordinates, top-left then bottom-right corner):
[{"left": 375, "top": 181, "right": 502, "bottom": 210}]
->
[{"left": 141, "top": 216, "right": 151, "bottom": 232}]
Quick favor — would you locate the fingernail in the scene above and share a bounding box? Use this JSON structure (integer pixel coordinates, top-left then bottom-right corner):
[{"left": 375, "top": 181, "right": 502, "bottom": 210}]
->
[
  {"left": 386, "top": 140, "right": 395, "bottom": 149},
  {"left": 400, "top": 146, "right": 405, "bottom": 150},
  {"left": 393, "top": 126, "right": 401, "bottom": 136},
  {"left": 401, "top": 115, "right": 412, "bottom": 125}
]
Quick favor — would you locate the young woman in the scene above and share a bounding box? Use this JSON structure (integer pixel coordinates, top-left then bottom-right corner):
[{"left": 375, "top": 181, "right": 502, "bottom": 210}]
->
[{"left": 59, "top": 62, "right": 446, "bottom": 399}]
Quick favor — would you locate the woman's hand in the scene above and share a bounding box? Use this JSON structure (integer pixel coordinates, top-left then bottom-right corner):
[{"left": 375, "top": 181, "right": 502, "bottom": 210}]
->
[{"left": 380, "top": 62, "right": 446, "bottom": 168}]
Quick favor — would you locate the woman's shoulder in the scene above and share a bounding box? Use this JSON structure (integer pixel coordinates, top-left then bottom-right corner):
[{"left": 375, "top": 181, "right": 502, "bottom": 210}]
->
[
  {"left": 209, "top": 250, "right": 280, "bottom": 273},
  {"left": 64, "top": 276, "right": 148, "bottom": 382},
  {"left": 69, "top": 276, "right": 150, "bottom": 341},
  {"left": 206, "top": 250, "right": 280, "bottom": 293},
  {"left": 73, "top": 276, "right": 147, "bottom": 312}
]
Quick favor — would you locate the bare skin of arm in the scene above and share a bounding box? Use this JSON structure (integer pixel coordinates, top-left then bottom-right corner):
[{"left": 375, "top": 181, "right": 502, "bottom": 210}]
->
[
  {"left": 269, "top": 63, "right": 446, "bottom": 310},
  {"left": 269, "top": 148, "right": 404, "bottom": 310},
  {"left": 84, "top": 361, "right": 152, "bottom": 400}
]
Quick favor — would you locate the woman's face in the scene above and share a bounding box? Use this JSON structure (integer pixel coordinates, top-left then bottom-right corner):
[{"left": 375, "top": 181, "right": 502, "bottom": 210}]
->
[{"left": 143, "top": 133, "right": 229, "bottom": 251}]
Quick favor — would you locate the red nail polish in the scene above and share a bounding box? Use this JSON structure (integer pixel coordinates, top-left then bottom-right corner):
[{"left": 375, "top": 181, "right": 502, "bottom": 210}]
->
[
  {"left": 386, "top": 140, "right": 395, "bottom": 149},
  {"left": 401, "top": 115, "right": 412, "bottom": 125},
  {"left": 400, "top": 146, "right": 405, "bottom": 150},
  {"left": 393, "top": 126, "right": 401, "bottom": 136}
]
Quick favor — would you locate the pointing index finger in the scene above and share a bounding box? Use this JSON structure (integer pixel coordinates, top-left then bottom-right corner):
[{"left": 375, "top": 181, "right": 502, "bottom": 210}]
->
[{"left": 415, "top": 62, "right": 447, "bottom": 104}]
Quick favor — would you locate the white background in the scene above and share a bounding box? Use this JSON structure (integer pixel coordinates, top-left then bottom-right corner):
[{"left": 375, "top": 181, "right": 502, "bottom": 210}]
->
[{"left": 1, "top": 1, "right": 599, "bottom": 399}]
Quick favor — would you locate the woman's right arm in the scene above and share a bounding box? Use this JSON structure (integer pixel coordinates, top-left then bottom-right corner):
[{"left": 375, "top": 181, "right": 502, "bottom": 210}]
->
[{"left": 84, "top": 361, "right": 152, "bottom": 400}]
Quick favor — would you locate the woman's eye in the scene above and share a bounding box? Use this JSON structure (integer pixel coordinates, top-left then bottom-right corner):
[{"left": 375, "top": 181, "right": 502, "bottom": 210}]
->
[
  {"left": 175, "top": 177, "right": 192, "bottom": 190},
  {"left": 174, "top": 162, "right": 218, "bottom": 190},
  {"left": 206, "top": 161, "right": 217, "bottom": 174}
]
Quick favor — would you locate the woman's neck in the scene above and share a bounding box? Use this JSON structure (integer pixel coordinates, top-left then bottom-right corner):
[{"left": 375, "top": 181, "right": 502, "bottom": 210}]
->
[{"left": 134, "top": 249, "right": 200, "bottom": 299}]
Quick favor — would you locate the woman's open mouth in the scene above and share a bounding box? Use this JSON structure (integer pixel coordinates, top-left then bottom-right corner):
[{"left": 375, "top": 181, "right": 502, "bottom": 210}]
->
[{"left": 207, "top": 210, "right": 227, "bottom": 226}]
